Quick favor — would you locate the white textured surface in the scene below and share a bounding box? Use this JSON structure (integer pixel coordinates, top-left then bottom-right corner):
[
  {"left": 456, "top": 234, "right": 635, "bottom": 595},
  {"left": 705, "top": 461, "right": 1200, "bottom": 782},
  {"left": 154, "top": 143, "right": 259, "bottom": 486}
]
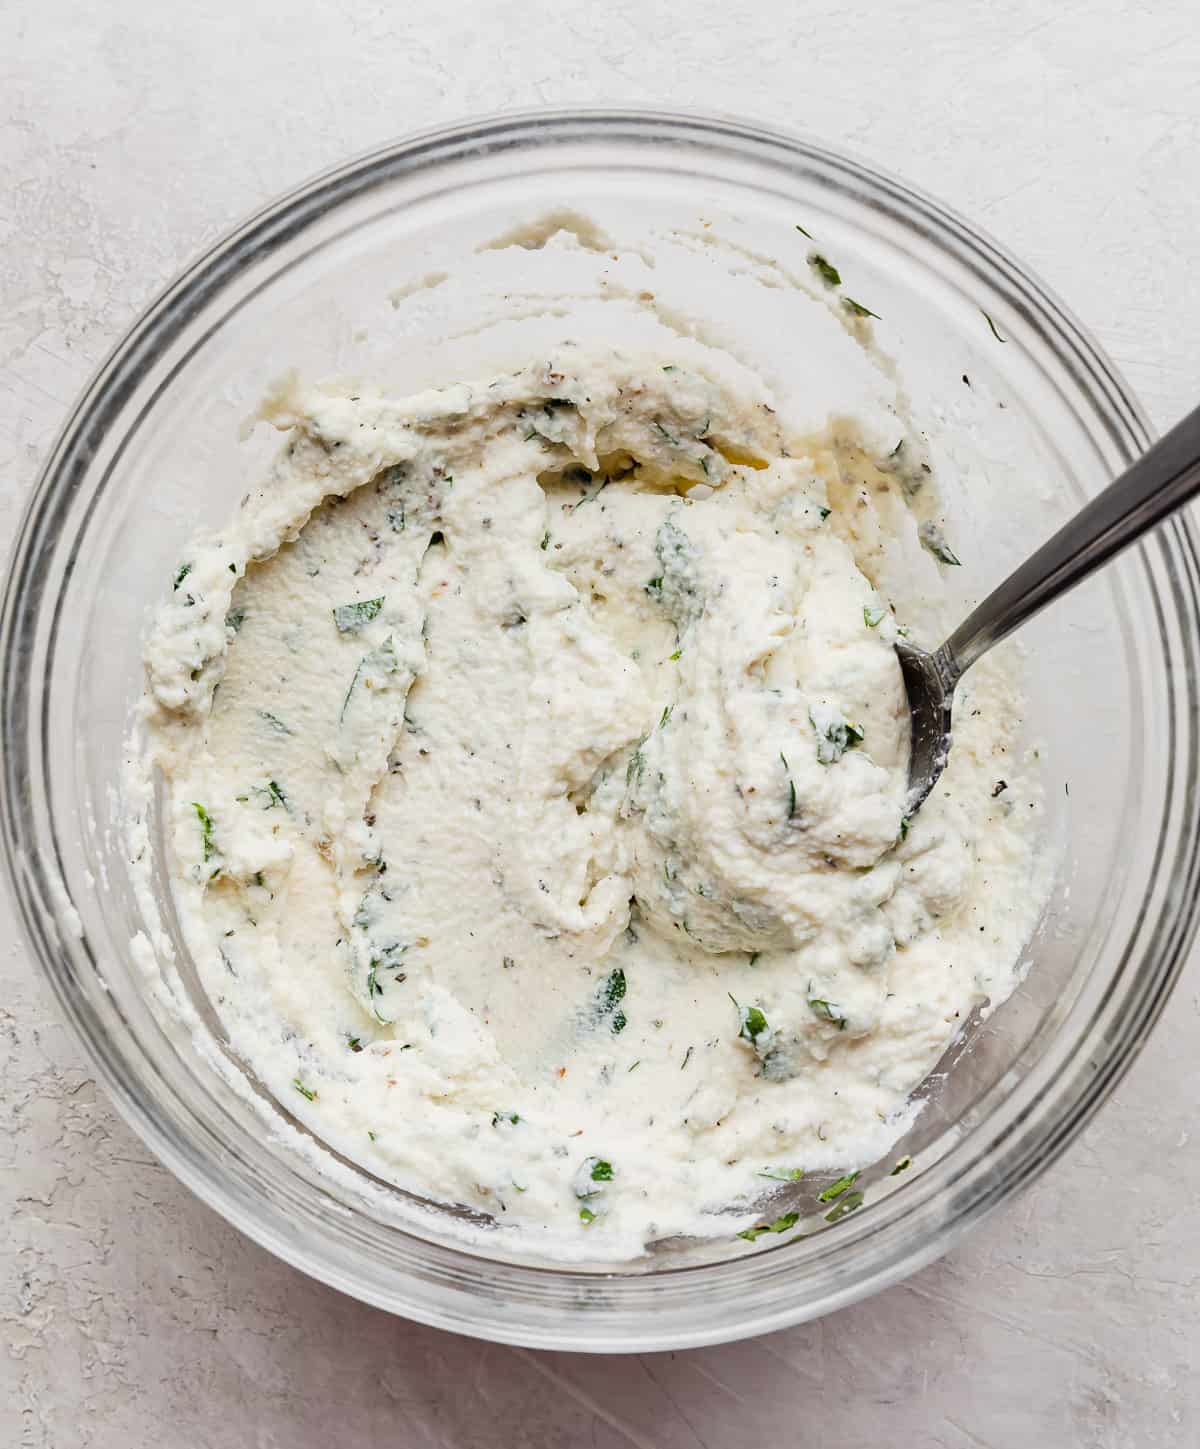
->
[{"left": 4, "top": 2, "right": 1200, "bottom": 1445}]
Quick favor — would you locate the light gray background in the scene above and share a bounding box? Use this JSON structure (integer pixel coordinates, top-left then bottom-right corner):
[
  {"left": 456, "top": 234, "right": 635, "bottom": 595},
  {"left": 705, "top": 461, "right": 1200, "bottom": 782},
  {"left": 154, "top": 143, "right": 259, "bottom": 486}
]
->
[{"left": 4, "top": 3, "right": 1200, "bottom": 1446}]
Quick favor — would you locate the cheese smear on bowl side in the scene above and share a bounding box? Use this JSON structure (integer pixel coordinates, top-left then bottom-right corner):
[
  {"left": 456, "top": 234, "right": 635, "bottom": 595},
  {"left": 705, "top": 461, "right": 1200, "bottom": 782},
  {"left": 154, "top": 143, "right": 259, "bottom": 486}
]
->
[{"left": 139, "top": 348, "right": 1044, "bottom": 1261}]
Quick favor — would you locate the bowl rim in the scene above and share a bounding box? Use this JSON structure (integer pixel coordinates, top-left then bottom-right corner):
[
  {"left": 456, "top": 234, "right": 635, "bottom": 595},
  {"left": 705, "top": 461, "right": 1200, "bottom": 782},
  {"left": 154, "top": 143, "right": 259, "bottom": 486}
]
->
[{"left": 4, "top": 104, "right": 1199, "bottom": 1351}]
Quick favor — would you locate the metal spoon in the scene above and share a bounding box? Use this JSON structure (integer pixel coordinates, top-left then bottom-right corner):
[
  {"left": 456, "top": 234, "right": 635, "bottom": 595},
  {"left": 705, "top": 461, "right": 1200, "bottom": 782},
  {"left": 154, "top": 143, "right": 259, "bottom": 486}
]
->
[{"left": 899, "top": 403, "right": 1200, "bottom": 817}]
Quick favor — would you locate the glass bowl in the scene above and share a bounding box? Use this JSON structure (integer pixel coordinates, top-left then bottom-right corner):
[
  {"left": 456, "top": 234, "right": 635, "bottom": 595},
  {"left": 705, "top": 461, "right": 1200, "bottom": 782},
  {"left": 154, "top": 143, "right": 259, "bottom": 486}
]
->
[{"left": 3, "top": 109, "right": 1198, "bottom": 1352}]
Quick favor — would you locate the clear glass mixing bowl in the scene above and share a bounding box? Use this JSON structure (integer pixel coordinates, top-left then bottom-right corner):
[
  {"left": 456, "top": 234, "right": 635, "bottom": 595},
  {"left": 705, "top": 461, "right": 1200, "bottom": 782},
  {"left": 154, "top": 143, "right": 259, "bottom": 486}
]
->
[{"left": 3, "top": 110, "right": 1198, "bottom": 1351}]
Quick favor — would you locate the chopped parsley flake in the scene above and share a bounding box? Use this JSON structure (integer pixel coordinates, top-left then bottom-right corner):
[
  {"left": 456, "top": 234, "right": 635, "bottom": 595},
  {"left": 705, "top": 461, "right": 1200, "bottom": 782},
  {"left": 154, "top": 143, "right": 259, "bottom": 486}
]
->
[
  {"left": 737, "top": 1211, "right": 800, "bottom": 1242},
  {"left": 173, "top": 562, "right": 192, "bottom": 590},
  {"left": 192, "top": 803, "right": 215, "bottom": 862},
  {"left": 574, "top": 1155, "right": 614, "bottom": 1206},
  {"left": 808, "top": 996, "right": 847, "bottom": 1029},
  {"left": 843, "top": 297, "right": 880, "bottom": 319},
  {"left": 731, "top": 994, "right": 768, "bottom": 1044},
  {"left": 810, "top": 705, "right": 865, "bottom": 765},
  {"left": 890, "top": 1155, "right": 912, "bottom": 1175},
  {"left": 293, "top": 1079, "right": 317, "bottom": 1102},
  {"left": 808, "top": 253, "right": 841, "bottom": 287},
  {"left": 333, "top": 596, "right": 385, "bottom": 633},
  {"left": 258, "top": 711, "right": 292, "bottom": 734},
  {"left": 491, "top": 1110, "right": 521, "bottom": 1127},
  {"left": 863, "top": 605, "right": 886, "bottom": 628},
  {"left": 595, "top": 968, "right": 627, "bottom": 1034},
  {"left": 817, "top": 1171, "right": 860, "bottom": 1203},
  {"left": 825, "top": 1190, "right": 865, "bottom": 1223}
]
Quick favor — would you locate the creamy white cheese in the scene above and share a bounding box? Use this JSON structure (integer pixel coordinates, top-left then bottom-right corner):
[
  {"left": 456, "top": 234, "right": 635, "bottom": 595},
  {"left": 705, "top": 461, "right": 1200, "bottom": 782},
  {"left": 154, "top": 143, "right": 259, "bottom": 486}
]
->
[{"left": 141, "top": 348, "right": 1044, "bottom": 1260}]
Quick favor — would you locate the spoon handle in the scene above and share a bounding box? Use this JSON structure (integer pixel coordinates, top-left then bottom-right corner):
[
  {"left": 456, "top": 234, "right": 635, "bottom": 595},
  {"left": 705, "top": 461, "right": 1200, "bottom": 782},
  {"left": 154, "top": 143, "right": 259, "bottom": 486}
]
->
[{"left": 938, "top": 402, "right": 1200, "bottom": 684}]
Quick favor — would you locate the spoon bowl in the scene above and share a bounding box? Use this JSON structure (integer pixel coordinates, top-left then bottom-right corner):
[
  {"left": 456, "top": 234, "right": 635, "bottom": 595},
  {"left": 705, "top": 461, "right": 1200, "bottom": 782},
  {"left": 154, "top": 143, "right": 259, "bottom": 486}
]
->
[{"left": 900, "top": 401, "right": 1200, "bottom": 817}]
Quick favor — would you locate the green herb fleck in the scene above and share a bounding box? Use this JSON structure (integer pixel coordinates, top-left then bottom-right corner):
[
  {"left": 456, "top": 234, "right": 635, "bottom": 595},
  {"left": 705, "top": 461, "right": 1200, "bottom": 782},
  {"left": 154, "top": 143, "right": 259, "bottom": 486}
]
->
[
  {"left": 659, "top": 703, "right": 674, "bottom": 729},
  {"left": 890, "top": 1155, "right": 912, "bottom": 1176},
  {"left": 731, "top": 994, "right": 768, "bottom": 1044},
  {"left": 333, "top": 597, "right": 385, "bottom": 633},
  {"left": 669, "top": 649, "right": 683, "bottom": 661},
  {"left": 662, "top": 364, "right": 678, "bottom": 372},
  {"left": 540, "top": 530, "right": 550, "bottom": 550},
  {"left": 293, "top": 1079, "right": 317, "bottom": 1102},
  {"left": 818, "top": 505, "right": 832, "bottom": 522},
  {"left": 596, "top": 969, "right": 627, "bottom": 1034},
  {"left": 795, "top": 223, "right": 813, "bottom": 239},
  {"left": 780, "top": 752, "right": 797, "bottom": 820},
  {"left": 863, "top": 605, "right": 886, "bottom": 628},
  {"left": 192, "top": 803, "right": 215, "bottom": 862},
  {"left": 808, "top": 996, "right": 847, "bottom": 1029},
  {"left": 918, "top": 521, "right": 962, "bottom": 566},
  {"left": 843, "top": 297, "right": 880, "bottom": 319},
  {"left": 808, "top": 252, "right": 841, "bottom": 288},
  {"left": 367, "top": 1129, "right": 377, "bottom": 1141},
  {"left": 810, "top": 707, "right": 865, "bottom": 765},
  {"left": 654, "top": 420, "right": 680, "bottom": 446},
  {"left": 226, "top": 608, "right": 246, "bottom": 632},
  {"left": 173, "top": 563, "right": 192, "bottom": 590},
  {"left": 899, "top": 815, "right": 911, "bottom": 842},
  {"left": 626, "top": 747, "right": 646, "bottom": 788},
  {"left": 258, "top": 711, "right": 292, "bottom": 734},
  {"left": 579, "top": 1205, "right": 597, "bottom": 1225},
  {"left": 825, "top": 1190, "right": 864, "bottom": 1223},
  {"left": 250, "top": 779, "right": 288, "bottom": 810},
  {"left": 491, "top": 1110, "right": 521, "bottom": 1127},
  {"left": 645, "top": 576, "right": 664, "bottom": 600},
  {"left": 758, "top": 1166, "right": 805, "bottom": 1182},
  {"left": 681, "top": 1045, "right": 694, "bottom": 1070},
  {"left": 981, "top": 309, "right": 1008, "bottom": 343},
  {"left": 748, "top": 952, "right": 761, "bottom": 968},
  {"left": 817, "top": 1170, "right": 860, "bottom": 1203},
  {"left": 627, "top": 1060, "right": 641, "bottom": 1073},
  {"left": 574, "top": 1156, "right": 614, "bottom": 1207},
  {"left": 571, "top": 475, "right": 611, "bottom": 512},
  {"left": 347, "top": 1036, "right": 363, "bottom": 1052},
  {"left": 737, "top": 1211, "right": 800, "bottom": 1242}
]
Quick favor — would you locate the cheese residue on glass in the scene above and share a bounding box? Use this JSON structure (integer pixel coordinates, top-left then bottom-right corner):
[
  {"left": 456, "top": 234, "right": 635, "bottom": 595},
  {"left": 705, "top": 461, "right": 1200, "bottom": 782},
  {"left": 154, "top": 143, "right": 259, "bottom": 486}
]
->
[{"left": 141, "top": 348, "right": 1043, "bottom": 1259}]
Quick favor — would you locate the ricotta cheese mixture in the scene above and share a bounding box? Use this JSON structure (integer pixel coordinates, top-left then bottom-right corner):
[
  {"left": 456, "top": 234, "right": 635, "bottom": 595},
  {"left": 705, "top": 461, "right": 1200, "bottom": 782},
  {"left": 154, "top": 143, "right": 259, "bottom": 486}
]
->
[{"left": 141, "top": 348, "right": 1044, "bottom": 1259}]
